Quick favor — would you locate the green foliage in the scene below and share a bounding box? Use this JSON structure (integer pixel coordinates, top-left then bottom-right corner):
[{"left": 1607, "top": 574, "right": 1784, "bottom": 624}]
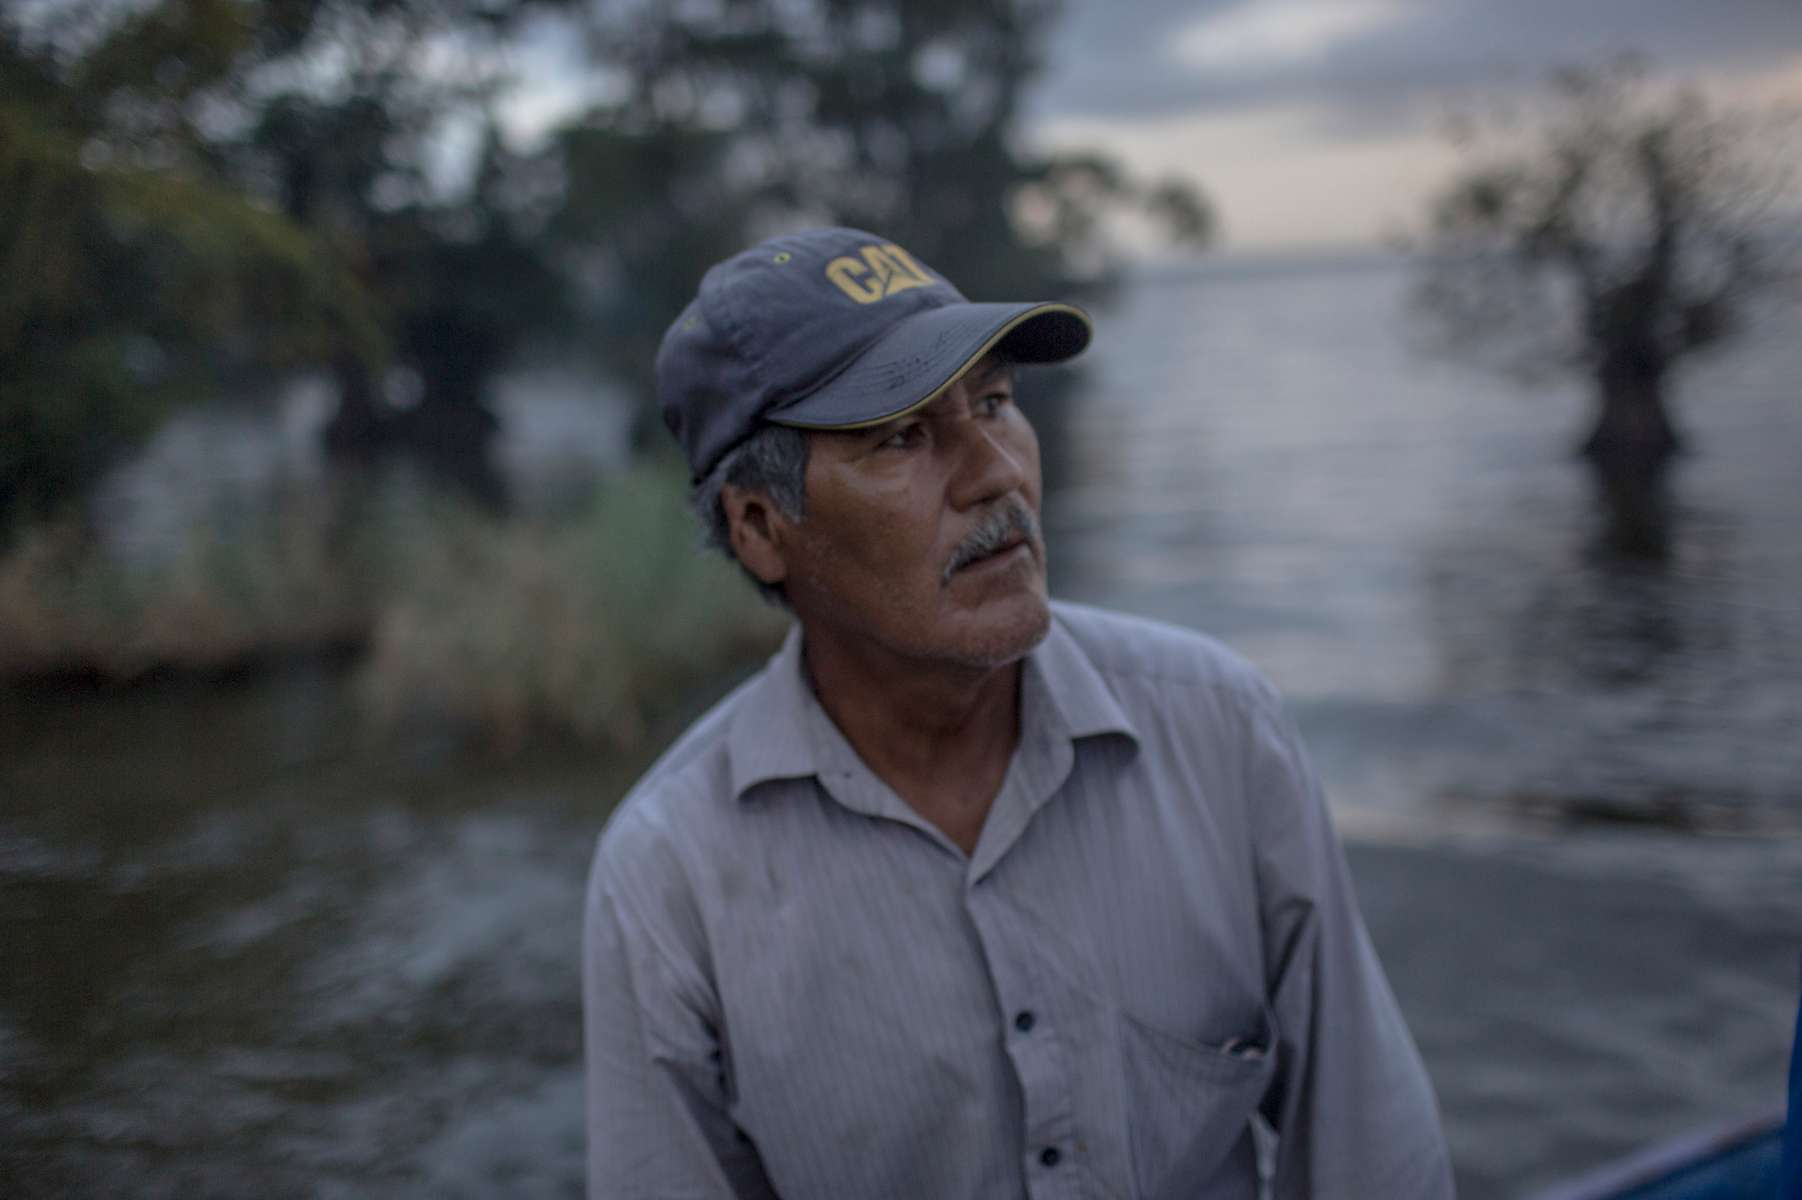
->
[
  {"left": 0, "top": 0, "right": 568, "bottom": 527},
  {"left": 543, "top": 0, "right": 1215, "bottom": 436},
  {"left": 0, "top": 88, "right": 379, "bottom": 529},
  {"left": 3, "top": 0, "right": 1217, "bottom": 528}
]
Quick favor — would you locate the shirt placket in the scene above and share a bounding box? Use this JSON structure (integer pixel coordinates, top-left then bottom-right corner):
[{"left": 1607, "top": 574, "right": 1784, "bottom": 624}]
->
[{"left": 964, "top": 745, "right": 1092, "bottom": 1200}]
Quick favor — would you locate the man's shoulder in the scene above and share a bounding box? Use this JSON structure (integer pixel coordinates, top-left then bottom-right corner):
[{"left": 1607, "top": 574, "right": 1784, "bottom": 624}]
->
[
  {"left": 1049, "top": 599, "right": 1280, "bottom": 715},
  {"left": 592, "top": 666, "right": 763, "bottom": 872}
]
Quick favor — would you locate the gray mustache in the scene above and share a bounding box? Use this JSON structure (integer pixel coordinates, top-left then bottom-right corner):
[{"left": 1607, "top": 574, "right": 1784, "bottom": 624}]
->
[{"left": 943, "top": 498, "right": 1041, "bottom": 583}]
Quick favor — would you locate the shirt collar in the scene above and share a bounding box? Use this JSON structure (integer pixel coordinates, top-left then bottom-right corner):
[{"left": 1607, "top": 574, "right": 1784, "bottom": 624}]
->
[
  {"left": 1023, "top": 608, "right": 1142, "bottom": 748},
  {"left": 724, "top": 607, "right": 1141, "bottom": 803},
  {"left": 725, "top": 622, "right": 820, "bottom": 800}
]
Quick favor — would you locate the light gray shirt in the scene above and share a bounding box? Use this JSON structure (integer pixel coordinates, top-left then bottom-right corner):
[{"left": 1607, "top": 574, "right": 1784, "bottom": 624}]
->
[{"left": 584, "top": 601, "right": 1453, "bottom": 1199}]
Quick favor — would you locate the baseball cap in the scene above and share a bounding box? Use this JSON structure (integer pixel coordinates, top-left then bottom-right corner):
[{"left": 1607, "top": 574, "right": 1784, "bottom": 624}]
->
[{"left": 656, "top": 227, "right": 1092, "bottom": 481}]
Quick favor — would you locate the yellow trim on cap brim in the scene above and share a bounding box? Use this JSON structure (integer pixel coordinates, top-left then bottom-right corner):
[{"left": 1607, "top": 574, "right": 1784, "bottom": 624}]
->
[{"left": 769, "top": 302, "right": 1092, "bottom": 433}]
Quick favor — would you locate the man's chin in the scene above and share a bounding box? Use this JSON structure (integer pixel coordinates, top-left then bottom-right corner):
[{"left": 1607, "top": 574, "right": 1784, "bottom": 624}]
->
[{"left": 939, "top": 588, "right": 1052, "bottom": 670}]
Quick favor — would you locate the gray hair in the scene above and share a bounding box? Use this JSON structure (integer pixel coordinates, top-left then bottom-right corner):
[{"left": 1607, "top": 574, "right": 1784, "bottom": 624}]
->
[{"left": 689, "top": 423, "right": 810, "bottom": 606}]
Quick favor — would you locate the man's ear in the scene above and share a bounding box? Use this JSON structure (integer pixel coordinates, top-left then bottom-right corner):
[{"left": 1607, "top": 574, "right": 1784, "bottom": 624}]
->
[{"left": 720, "top": 483, "right": 791, "bottom": 588}]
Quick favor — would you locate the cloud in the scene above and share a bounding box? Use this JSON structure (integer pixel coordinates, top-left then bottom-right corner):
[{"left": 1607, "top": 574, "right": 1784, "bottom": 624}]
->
[
  {"left": 1169, "top": 0, "right": 1409, "bottom": 73},
  {"left": 1031, "top": 102, "right": 1461, "bottom": 250},
  {"left": 1030, "top": 0, "right": 1802, "bottom": 124},
  {"left": 1025, "top": 4, "right": 1802, "bottom": 251}
]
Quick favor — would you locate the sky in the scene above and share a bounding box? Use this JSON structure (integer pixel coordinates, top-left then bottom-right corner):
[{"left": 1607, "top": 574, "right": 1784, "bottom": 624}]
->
[{"left": 1024, "top": 0, "right": 1802, "bottom": 251}]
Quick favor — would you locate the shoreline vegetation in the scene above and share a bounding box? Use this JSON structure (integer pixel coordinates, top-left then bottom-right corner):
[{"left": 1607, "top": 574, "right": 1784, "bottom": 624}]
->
[{"left": 0, "top": 464, "right": 785, "bottom": 753}]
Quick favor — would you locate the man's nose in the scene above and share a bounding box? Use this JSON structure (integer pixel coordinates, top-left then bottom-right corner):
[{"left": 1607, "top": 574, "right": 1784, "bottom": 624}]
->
[{"left": 948, "top": 420, "right": 1028, "bottom": 511}]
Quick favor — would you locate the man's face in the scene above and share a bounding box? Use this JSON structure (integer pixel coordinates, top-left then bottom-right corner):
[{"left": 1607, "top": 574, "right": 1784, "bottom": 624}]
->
[{"left": 778, "top": 355, "right": 1051, "bottom": 670}]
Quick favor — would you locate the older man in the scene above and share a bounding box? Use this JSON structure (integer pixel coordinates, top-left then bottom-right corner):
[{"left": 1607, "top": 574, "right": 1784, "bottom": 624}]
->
[{"left": 583, "top": 228, "right": 1454, "bottom": 1199}]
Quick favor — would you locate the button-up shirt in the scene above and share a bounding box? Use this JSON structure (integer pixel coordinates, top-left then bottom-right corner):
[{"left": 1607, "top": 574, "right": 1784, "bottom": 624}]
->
[{"left": 583, "top": 601, "right": 1453, "bottom": 1199}]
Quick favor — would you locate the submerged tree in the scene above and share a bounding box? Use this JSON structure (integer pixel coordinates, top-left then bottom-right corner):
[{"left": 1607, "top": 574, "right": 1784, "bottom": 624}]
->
[{"left": 1418, "top": 61, "right": 1796, "bottom": 487}]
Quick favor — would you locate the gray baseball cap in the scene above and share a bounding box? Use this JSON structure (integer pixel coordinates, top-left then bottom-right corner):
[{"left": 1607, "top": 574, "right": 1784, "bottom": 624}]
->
[{"left": 656, "top": 227, "right": 1092, "bottom": 481}]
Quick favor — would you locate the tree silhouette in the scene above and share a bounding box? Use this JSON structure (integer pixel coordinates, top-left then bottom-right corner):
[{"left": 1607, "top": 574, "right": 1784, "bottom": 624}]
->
[
  {"left": 2, "top": 0, "right": 1213, "bottom": 526},
  {"left": 0, "top": 5, "right": 378, "bottom": 535},
  {"left": 1, "top": 0, "right": 570, "bottom": 523},
  {"left": 545, "top": 0, "right": 1213, "bottom": 445},
  {"left": 1418, "top": 61, "right": 1795, "bottom": 487}
]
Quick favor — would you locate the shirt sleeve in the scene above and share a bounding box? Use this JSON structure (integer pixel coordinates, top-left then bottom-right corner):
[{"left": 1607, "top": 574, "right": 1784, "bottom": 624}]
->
[
  {"left": 584, "top": 840, "right": 780, "bottom": 1200},
  {"left": 1244, "top": 696, "right": 1456, "bottom": 1200}
]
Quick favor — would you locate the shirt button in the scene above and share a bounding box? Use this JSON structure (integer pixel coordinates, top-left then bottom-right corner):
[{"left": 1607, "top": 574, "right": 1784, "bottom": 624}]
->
[
  {"left": 1040, "top": 1146, "right": 1061, "bottom": 1168},
  {"left": 1013, "top": 1010, "right": 1036, "bottom": 1033}
]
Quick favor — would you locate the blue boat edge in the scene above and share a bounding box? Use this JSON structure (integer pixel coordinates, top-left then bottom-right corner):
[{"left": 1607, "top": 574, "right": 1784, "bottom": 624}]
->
[{"left": 1525, "top": 1108, "right": 1785, "bottom": 1200}]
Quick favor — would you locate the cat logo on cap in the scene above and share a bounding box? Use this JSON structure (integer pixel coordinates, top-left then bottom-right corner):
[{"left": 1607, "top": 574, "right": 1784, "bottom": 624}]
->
[{"left": 825, "top": 243, "right": 935, "bottom": 304}]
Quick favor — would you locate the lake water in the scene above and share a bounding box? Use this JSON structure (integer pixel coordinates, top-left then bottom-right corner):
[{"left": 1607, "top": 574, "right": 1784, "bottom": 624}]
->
[
  {"left": 1048, "top": 254, "right": 1802, "bottom": 838},
  {"left": 4, "top": 254, "right": 1800, "bottom": 1198}
]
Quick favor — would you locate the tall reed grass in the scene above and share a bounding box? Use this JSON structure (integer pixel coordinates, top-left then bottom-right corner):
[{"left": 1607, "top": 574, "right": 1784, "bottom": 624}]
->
[
  {"left": 359, "top": 468, "right": 784, "bottom": 751},
  {"left": 0, "top": 487, "right": 372, "bottom": 680},
  {"left": 0, "top": 466, "right": 784, "bottom": 750}
]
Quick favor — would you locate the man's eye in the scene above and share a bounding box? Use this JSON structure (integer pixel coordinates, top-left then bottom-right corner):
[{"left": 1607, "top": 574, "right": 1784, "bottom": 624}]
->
[
  {"left": 881, "top": 424, "right": 924, "bottom": 449},
  {"left": 978, "top": 391, "right": 1012, "bottom": 416}
]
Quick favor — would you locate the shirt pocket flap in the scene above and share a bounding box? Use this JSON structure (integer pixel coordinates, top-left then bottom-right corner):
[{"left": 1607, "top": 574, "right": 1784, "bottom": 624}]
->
[{"left": 1118, "top": 1004, "right": 1277, "bottom": 1199}]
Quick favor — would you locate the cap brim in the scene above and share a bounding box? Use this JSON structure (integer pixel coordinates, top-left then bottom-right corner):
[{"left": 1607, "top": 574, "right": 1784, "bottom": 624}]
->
[{"left": 765, "top": 301, "right": 1091, "bottom": 431}]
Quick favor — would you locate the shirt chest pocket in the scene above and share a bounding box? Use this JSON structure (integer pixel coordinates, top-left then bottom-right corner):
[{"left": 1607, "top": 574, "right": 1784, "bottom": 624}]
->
[{"left": 1117, "top": 1003, "right": 1277, "bottom": 1200}]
